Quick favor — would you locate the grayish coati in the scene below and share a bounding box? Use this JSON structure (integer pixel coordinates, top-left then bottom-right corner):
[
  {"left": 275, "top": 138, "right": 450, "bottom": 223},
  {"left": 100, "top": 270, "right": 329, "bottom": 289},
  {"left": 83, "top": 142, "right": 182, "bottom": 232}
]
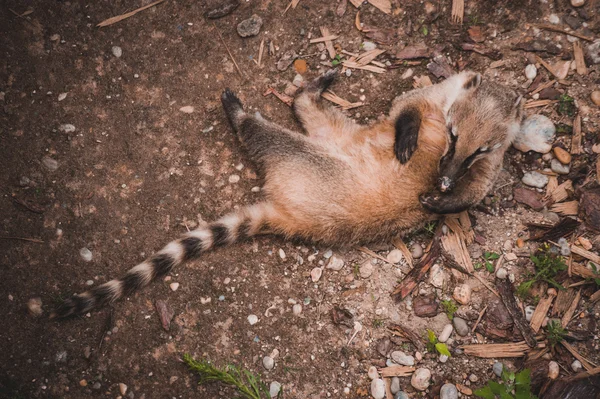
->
[{"left": 53, "top": 71, "right": 522, "bottom": 318}]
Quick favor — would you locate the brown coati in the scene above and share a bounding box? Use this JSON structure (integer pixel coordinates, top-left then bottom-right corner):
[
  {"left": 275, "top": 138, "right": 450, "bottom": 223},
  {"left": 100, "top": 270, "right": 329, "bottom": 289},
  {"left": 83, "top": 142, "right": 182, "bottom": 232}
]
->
[{"left": 52, "top": 71, "right": 522, "bottom": 318}]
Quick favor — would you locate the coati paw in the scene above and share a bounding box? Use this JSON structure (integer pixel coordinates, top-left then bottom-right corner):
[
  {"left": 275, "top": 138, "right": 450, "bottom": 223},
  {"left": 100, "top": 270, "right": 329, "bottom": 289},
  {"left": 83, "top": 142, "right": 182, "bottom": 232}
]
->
[
  {"left": 221, "top": 88, "right": 245, "bottom": 125},
  {"left": 306, "top": 69, "right": 337, "bottom": 94},
  {"left": 394, "top": 107, "right": 421, "bottom": 164},
  {"left": 419, "top": 193, "right": 468, "bottom": 214}
]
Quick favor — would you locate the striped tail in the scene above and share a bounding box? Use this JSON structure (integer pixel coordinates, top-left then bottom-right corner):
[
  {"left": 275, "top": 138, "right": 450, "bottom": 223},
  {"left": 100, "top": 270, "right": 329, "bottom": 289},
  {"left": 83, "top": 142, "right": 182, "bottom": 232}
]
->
[{"left": 52, "top": 203, "right": 273, "bottom": 319}]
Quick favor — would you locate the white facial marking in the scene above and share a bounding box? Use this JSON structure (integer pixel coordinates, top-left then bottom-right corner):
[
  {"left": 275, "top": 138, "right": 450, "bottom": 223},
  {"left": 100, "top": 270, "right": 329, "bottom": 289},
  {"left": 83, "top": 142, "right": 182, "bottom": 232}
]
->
[{"left": 492, "top": 143, "right": 502, "bottom": 150}]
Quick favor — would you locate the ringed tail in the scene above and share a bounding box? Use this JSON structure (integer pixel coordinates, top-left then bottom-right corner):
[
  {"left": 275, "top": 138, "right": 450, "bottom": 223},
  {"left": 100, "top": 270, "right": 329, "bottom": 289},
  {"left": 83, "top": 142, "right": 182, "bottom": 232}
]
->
[{"left": 52, "top": 203, "right": 274, "bottom": 319}]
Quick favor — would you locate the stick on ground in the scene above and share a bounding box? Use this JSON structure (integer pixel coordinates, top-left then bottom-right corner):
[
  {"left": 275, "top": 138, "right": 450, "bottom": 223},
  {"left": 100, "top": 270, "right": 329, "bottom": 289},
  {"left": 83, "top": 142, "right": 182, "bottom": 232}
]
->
[{"left": 97, "top": 0, "right": 166, "bottom": 27}]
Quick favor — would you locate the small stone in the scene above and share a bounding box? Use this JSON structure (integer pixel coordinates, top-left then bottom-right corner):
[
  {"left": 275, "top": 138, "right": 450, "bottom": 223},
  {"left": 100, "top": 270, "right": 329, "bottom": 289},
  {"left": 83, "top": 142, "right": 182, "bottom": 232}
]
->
[
  {"left": 439, "top": 354, "right": 449, "bottom": 363},
  {"left": 572, "top": 360, "right": 582, "bottom": 372},
  {"left": 390, "top": 377, "right": 401, "bottom": 394},
  {"left": 401, "top": 69, "right": 413, "bottom": 79},
  {"left": 387, "top": 249, "right": 403, "bottom": 264},
  {"left": 55, "top": 350, "right": 67, "bottom": 363},
  {"left": 310, "top": 267, "right": 322, "bottom": 282},
  {"left": 86, "top": 280, "right": 94, "bottom": 286},
  {"left": 493, "top": 362, "right": 504, "bottom": 377},
  {"left": 278, "top": 249, "right": 286, "bottom": 259},
  {"left": 92, "top": 382, "right": 101, "bottom": 390},
  {"left": 591, "top": 91, "right": 600, "bottom": 106},
  {"left": 588, "top": 41, "right": 600, "bottom": 65},
  {"left": 362, "top": 41, "right": 377, "bottom": 51},
  {"left": 514, "top": 115, "right": 556, "bottom": 154},
  {"left": 570, "top": 0, "right": 585, "bottom": 6},
  {"left": 237, "top": 14, "right": 263, "bottom": 37},
  {"left": 179, "top": 106, "right": 194, "bottom": 114},
  {"left": 424, "top": 1, "right": 437, "bottom": 14},
  {"left": 368, "top": 365, "right": 379, "bottom": 380},
  {"left": 394, "top": 392, "right": 409, "bottom": 399},
  {"left": 112, "top": 46, "right": 122, "bottom": 58},
  {"left": 391, "top": 351, "right": 415, "bottom": 366},
  {"left": 345, "top": 69, "right": 352, "bottom": 77},
  {"left": 440, "top": 383, "right": 459, "bottom": 399},
  {"left": 79, "top": 379, "right": 88, "bottom": 387},
  {"left": 79, "top": 247, "right": 93, "bottom": 262},
  {"left": 453, "top": 284, "right": 471, "bottom": 305},
  {"left": 229, "top": 174, "right": 240, "bottom": 183},
  {"left": 496, "top": 267, "right": 508, "bottom": 279},
  {"left": 292, "top": 74, "right": 304, "bottom": 88},
  {"left": 293, "top": 59, "right": 307, "bottom": 74},
  {"left": 292, "top": 304, "right": 302, "bottom": 315},
  {"left": 525, "top": 64, "right": 537, "bottom": 80},
  {"left": 42, "top": 156, "right": 59, "bottom": 172},
  {"left": 59, "top": 123, "right": 75, "bottom": 133},
  {"left": 453, "top": 317, "right": 469, "bottom": 336},
  {"left": 58, "top": 93, "right": 68, "bottom": 101},
  {"left": 411, "top": 368, "right": 431, "bottom": 391},
  {"left": 429, "top": 264, "right": 446, "bottom": 288},
  {"left": 263, "top": 356, "right": 274, "bottom": 370},
  {"left": 548, "top": 14, "right": 560, "bottom": 24},
  {"left": 247, "top": 314, "right": 258, "bottom": 325},
  {"left": 205, "top": 0, "right": 240, "bottom": 18},
  {"left": 269, "top": 381, "right": 282, "bottom": 397},
  {"left": 551, "top": 159, "right": 570, "bottom": 175},
  {"left": 276, "top": 50, "right": 297, "bottom": 71},
  {"left": 119, "top": 383, "right": 128, "bottom": 396},
  {"left": 169, "top": 282, "right": 179, "bottom": 291},
  {"left": 326, "top": 255, "right": 344, "bottom": 271},
  {"left": 359, "top": 260, "right": 374, "bottom": 278},
  {"left": 522, "top": 171, "right": 549, "bottom": 188},
  {"left": 524, "top": 305, "right": 535, "bottom": 322},
  {"left": 415, "top": 351, "right": 422, "bottom": 361},
  {"left": 438, "top": 324, "right": 453, "bottom": 343},
  {"left": 469, "top": 374, "right": 479, "bottom": 382},
  {"left": 548, "top": 361, "right": 559, "bottom": 379},
  {"left": 371, "top": 378, "right": 386, "bottom": 399},
  {"left": 410, "top": 243, "right": 423, "bottom": 259}
]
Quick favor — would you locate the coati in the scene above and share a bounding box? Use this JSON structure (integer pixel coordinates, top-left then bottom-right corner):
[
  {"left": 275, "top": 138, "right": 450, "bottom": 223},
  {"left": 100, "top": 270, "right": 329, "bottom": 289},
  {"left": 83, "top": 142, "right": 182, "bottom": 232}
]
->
[{"left": 53, "top": 70, "right": 522, "bottom": 318}]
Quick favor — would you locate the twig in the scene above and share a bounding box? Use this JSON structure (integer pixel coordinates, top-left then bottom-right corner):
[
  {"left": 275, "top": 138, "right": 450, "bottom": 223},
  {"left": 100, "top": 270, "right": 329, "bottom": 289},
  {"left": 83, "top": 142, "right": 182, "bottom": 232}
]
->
[
  {"left": 213, "top": 22, "right": 245, "bottom": 79},
  {"left": 358, "top": 246, "right": 395, "bottom": 265},
  {"left": 257, "top": 38, "right": 265, "bottom": 68},
  {"left": 97, "top": 0, "right": 166, "bottom": 28},
  {"left": 0, "top": 236, "right": 44, "bottom": 243},
  {"left": 471, "top": 304, "right": 488, "bottom": 333},
  {"left": 561, "top": 341, "right": 598, "bottom": 371},
  {"left": 532, "top": 24, "right": 594, "bottom": 42}
]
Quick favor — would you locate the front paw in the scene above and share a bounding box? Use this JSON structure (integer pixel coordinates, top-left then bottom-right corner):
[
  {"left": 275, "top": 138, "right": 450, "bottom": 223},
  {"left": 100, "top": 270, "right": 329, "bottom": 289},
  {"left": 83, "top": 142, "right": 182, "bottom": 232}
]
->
[
  {"left": 419, "top": 194, "right": 468, "bottom": 214},
  {"left": 306, "top": 69, "right": 337, "bottom": 94}
]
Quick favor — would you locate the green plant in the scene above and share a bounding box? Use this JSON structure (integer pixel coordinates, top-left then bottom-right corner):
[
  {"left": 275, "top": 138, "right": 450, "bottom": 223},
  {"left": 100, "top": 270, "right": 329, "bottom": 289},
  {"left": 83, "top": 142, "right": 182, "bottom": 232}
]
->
[
  {"left": 558, "top": 94, "right": 576, "bottom": 116},
  {"left": 589, "top": 263, "right": 600, "bottom": 286},
  {"left": 331, "top": 54, "right": 343, "bottom": 66},
  {"left": 423, "top": 221, "right": 437, "bottom": 237},
  {"left": 555, "top": 123, "right": 573, "bottom": 135},
  {"left": 517, "top": 244, "right": 566, "bottom": 298},
  {"left": 426, "top": 329, "right": 451, "bottom": 358},
  {"left": 482, "top": 251, "right": 500, "bottom": 273},
  {"left": 546, "top": 320, "right": 567, "bottom": 347},
  {"left": 184, "top": 354, "right": 274, "bottom": 399},
  {"left": 475, "top": 368, "right": 537, "bottom": 399},
  {"left": 372, "top": 318, "right": 384, "bottom": 328},
  {"left": 421, "top": 25, "right": 429, "bottom": 36},
  {"left": 441, "top": 300, "right": 458, "bottom": 320}
]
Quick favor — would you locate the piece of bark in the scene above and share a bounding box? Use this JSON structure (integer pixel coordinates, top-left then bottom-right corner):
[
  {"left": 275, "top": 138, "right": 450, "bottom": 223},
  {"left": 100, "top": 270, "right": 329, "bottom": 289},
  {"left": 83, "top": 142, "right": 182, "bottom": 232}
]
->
[
  {"left": 524, "top": 358, "right": 551, "bottom": 395},
  {"left": 590, "top": 290, "right": 600, "bottom": 303},
  {"left": 561, "top": 289, "right": 581, "bottom": 328},
  {"left": 427, "top": 55, "right": 455, "bottom": 79},
  {"left": 552, "top": 287, "right": 577, "bottom": 317},
  {"left": 388, "top": 324, "right": 425, "bottom": 352},
  {"left": 497, "top": 279, "right": 537, "bottom": 347},
  {"left": 541, "top": 371, "right": 600, "bottom": 399},
  {"left": 573, "top": 41, "right": 588, "bottom": 76},
  {"left": 514, "top": 187, "right": 545, "bottom": 211},
  {"left": 513, "top": 39, "right": 562, "bottom": 55},
  {"left": 571, "top": 262, "right": 597, "bottom": 279},
  {"left": 580, "top": 187, "right": 600, "bottom": 231},
  {"left": 530, "top": 293, "right": 556, "bottom": 333},
  {"left": 395, "top": 43, "right": 431, "bottom": 59},
  {"left": 460, "top": 42, "right": 502, "bottom": 60},
  {"left": 545, "top": 180, "right": 573, "bottom": 204},
  {"left": 154, "top": 300, "right": 174, "bottom": 331},
  {"left": 413, "top": 295, "right": 439, "bottom": 317},
  {"left": 528, "top": 218, "right": 580, "bottom": 242},
  {"left": 379, "top": 365, "right": 415, "bottom": 377},
  {"left": 461, "top": 341, "right": 533, "bottom": 358},
  {"left": 570, "top": 244, "right": 600, "bottom": 264},
  {"left": 468, "top": 26, "right": 485, "bottom": 43},
  {"left": 551, "top": 201, "right": 579, "bottom": 216},
  {"left": 571, "top": 115, "right": 582, "bottom": 155},
  {"left": 367, "top": 0, "right": 391, "bottom": 14}
]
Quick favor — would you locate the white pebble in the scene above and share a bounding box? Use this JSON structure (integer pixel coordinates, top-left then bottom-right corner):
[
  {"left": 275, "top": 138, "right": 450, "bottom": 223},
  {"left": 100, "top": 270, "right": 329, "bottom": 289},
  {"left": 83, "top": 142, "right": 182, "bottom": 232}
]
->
[
  {"left": 42, "top": 156, "right": 59, "bottom": 172},
  {"left": 247, "top": 314, "right": 258, "bottom": 325},
  {"left": 368, "top": 365, "right": 379, "bottom": 380},
  {"left": 571, "top": 360, "right": 582, "bottom": 372},
  {"left": 525, "top": 64, "right": 537, "bottom": 80},
  {"left": 370, "top": 378, "right": 386, "bottom": 399},
  {"left": 549, "top": 361, "right": 559, "bottom": 379},
  {"left": 310, "top": 267, "right": 322, "bottom": 282},
  {"left": 269, "top": 381, "right": 281, "bottom": 397},
  {"left": 58, "top": 93, "right": 68, "bottom": 101},
  {"left": 79, "top": 247, "right": 93, "bottom": 262},
  {"left": 387, "top": 249, "right": 403, "bottom": 264},
  {"left": 27, "top": 297, "right": 43, "bottom": 317},
  {"left": 411, "top": 368, "right": 431, "bottom": 391},
  {"left": 263, "top": 356, "right": 275, "bottom": 370},
  {"left": 438, "top": 324, "right": 453, "bottom": 343},
  {"left": 292, "top": 304, "right": 302, "bottom": 315},
  {"left": 228, "top": 174, "right": 240, "bottom": 183},
  {"left": 112, "top": 46, "right": 123, "bottom": 58},
  {"left": 179, "top": 105, "right": 195, "bottom": 114},
  {"left": 496, "top": 267, "right": 508, "bottom": 279},
  {"left": 439, "top": 354, "right": 449, "bottom": 363},
  {"left": 169, "top": 282, "right": 180, "bottom": 291},
  {"left": 278, "top": 249, "right": 286, "bottom": 259}
]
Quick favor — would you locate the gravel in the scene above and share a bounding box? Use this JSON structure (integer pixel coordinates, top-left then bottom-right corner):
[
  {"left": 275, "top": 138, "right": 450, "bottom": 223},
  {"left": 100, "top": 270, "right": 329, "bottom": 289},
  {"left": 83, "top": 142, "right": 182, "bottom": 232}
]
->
[
  {"left": 493, "top": 362, "right": 503, "bottom": 377},
  {"left": 410, "top": 243, "right": 423, "bottom": 259},
  {"left": 514, "top": 115, "right": 555, "bottom": 153},
  {"left": 112, "top": 46, "right": 123, "bottom": 58},
  {"left": 41, "top": 156, "right": 59, "bottom": 172},
  {"left": 247, "top": 314, "right": 258, "bottom": 325},
  {"left": 370, "top": 379, "right": 386, "bottom": 399},
  {"left": 263, "top": 356, "right": 274, "bottom": 370},
  {"left": 237, "top": 14, "right": 263, "bottom": 37},
  {"left": 391, "top": 351, "right": 415, "bottom": 366},
  {"left": 411, "top": 368, "right": 431, "bottom": 391},
  {"left": 269, "top": 381, "right": 282, "bottom": 397},
  {"left": 550, "top": 159, "right": 570, "bottom": 175},
  {"left": 438, "top": 324, "right": 453, "bottom": 342}
]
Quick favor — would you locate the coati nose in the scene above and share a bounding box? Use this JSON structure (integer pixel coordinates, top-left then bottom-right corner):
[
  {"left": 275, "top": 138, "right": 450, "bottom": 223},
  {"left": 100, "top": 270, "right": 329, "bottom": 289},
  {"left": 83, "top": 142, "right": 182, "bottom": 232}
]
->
[{"left": 439, "top": 176, "right": 452, "bottom": 193}]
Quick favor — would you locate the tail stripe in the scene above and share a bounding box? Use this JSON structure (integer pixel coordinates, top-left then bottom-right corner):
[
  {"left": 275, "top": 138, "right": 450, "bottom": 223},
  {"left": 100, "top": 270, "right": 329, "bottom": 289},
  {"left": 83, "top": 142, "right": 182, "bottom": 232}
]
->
[
  {"left": 181, "top": 236, "right": 203, "bottom": 260},
  {"left": 210, "top": 224, "right": 230, "bottom": 247},
  {"left": 151, "top": 253, "right": 176, "bottom": 279}
]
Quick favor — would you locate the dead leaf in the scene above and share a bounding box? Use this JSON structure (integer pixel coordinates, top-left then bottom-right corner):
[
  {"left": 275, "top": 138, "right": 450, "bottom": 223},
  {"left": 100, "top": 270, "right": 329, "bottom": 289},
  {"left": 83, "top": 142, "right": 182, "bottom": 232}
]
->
[
  {"left": 336, "top": 0, "right": 348, "bottom": 16},
  {"left": 468, "top": 26, "right": 485, "bottom": 43},
  {"left": 396, "top": 43, "right": 431, "bottom": 59}
]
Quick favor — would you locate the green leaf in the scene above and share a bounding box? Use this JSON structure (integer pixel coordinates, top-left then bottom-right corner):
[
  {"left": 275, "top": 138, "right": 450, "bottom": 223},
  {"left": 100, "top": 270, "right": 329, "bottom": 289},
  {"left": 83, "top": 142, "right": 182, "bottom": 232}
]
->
[
  {"left": 435, "top": 343, "right": 451, "bottom": 357},
  {"left": 474, "top": 386, "right": 496, "bottom": 399},
  {"left": 427, "top": 329, "right": 437, "bottom": 344},
  {"left": 485, "top": 252, "right": 500, "bottom": 260},
  {"left": 485, "top": 261, "right": 495, "bottom": 273},
  {"left": 489, "top": 381, "right": 506, "bottom": 395},
  {"left": 515, "top": 369, "right": 531, "bottom": 387},
  {"left": 421, "top": 25, "right": 428, "bottom": 35}
]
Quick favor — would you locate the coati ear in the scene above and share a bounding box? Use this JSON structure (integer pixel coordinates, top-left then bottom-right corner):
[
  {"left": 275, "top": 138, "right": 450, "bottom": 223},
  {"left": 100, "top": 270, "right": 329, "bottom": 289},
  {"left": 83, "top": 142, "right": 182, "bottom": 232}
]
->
[
  {"left": 463, "top": 73, "right": 482, "bottom": 90},
  {"left": 394, "top": 107, "right": 422, "bottom": 164}
]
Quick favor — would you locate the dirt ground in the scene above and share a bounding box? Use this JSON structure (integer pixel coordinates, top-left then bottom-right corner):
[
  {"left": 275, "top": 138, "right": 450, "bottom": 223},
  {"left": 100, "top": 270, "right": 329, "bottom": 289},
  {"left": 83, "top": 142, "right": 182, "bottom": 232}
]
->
[{"left": 1, "top": 0, "right": 599, "bottom": 398}]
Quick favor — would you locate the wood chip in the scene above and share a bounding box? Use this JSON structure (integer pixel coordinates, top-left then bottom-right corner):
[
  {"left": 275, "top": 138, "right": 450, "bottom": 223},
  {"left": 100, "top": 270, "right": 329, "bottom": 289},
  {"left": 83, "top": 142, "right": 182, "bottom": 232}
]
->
[
  {"left": 320, "top": 26, "right": 336, "bottom": 59},
  {"left": 561, "top": 341, "right": 598, "bottom": 371},
  {"left": 530, "top": 292, "right": 556, "bottom": 333},
  {"left": 356, "top": 49, "right": 386, "bottom": 66},
  {"left": 590, "top": 290, "right": 600, "bottom": 303},
  {"left": 571, "top": 262, "right": 598, "bottom": 279},
  {"left": 561, "top": 289, "right": 580, "bottom": 328},
  {"left": 367, "top": 0, "right": 391, "bottom": 14},
  {"left": 552, "top": 287, "right": 577, "bottom": 317},
  {"left": 571, "top": 115, "right": 582, "bottom": 155},
  {"left": 545, "top": 180, "right": 573, "bottom": 203},
  {"left": 573, "top": 41, "right": 588, "bottom": 76},
  {"left": 97, "top": 0, "right": 166, "bottom": 27},
  {"left": 392, "top": 237, "right": 413, "bottom": 267},
  {"left": 257, "top": 38, "right": 265, "bottom": 68},
  {"left": 413, "top": 75, "right": 433, "bottom": 88},
  {"left": 461, "top": 341, "right": 534, "bottom": 358},
  {"left": 532, "top": 24, "right": 595, "bottom": 42},
  {"left": 451, "top": 0, "right": 464, "bottom": 24},
  {"left": 349, "top": 0, "right": 363, "bottom": 7},
  {"left": 530, "top": 79, "right": 557, "bottom": 95},
  {"left": 535, "top": 55, "right": 567, "bottom": 80},
  {"left": 550, "top": 200, "right": 579, "bottom": 216},
  {"left": 309, "top": 35, "right": 339, "bottom": 44},
  {"left": 497, "top": 279, "right": 537, "bottom": 347},
  {"left": 545, "top": 175, "right": 559, "bottom": 198},
  {"left": 596, "top": 157, "right": 600, "bottom": 185},
  {"left": 342, "top": 60, "right": 386, "bottom": 73},
  {"left": 263, "top": 87, "right": 294, "bottom": 106},
  {"left": 321, "top": 90, "right": 363, "bottom": 110},
  {"left": 524, "top": 99, "right": 557, "bottom": 109},
  {"left": 388, "top": 324, "right": 425, "bottom": 351},
  {"left": 570, "top": 245, "right": 600, "bottom": 265},
  {"left": 378, "top": 365, "right": 415, "bottom": 377},
  {"left": 441, "top": 216, "right": 474, "bottom": 274}
]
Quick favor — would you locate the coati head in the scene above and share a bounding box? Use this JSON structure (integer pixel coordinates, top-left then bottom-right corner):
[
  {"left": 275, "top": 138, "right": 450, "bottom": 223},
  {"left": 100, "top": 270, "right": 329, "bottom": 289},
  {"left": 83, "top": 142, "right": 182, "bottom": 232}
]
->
[{"left": 437, "top": 79, "right": 523, "bottom": 192}]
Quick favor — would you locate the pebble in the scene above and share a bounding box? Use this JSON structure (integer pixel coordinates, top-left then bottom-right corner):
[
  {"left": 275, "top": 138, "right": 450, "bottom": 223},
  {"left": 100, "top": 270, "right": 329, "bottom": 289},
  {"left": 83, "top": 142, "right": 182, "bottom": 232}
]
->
[
  {"left": 368, "top": 365, "right": 379, "bottom": 380},
  {"left": 514, "top": 115, "right": 555, "bottom": 154},
  {"left": 496, "top": 267, "right": 508, "bottom": 279},
  {"left": 390, "top": 377, "right": 400, "bottom": 394},
  {"left": 493, "top": 362, "right": 504, "bottom": 377},
  {"left": 179, "top": 106, "right": 195, "bottom": 114},
  {"left": 411, "top": 368, "right": 431, "bottom": 391},
  {"left": 326, "top": 255, "right": 344, "bottom": 271},
  {"left": 592, "top": 91, "right": 600, "bottom": 106},
  {"left": 55, "top": 350, "right": 67, "bottom": 363},
  {"left": 79, "top": 247, "right": 93, "bottom": 262},
  {"left": 438, "top": 324, "right": 453, "bottom": 342},
  {"left": 310, "top": 267, "right": 322, "bottom": 282},
  {"left": 571, "top": 0, "right": 585, "bottom": 6},
  {"left": 387, "top": 249, "right": 403, "bottom": 264},
  {"left": 391, "top": 351, "right": 415, "bottom": 366},
  {"left": 440, "top": 383, "right": 459, "bottom": 399},
  {"left": 371, "top": 379, "right": 386, "bottom": 399},
  {"left": 453, "top": 317, "right": 469, "bottom": 336},
  {"left": 553, "top": 147, "right": 572, "bottom": 164},
  {"left": 359, "top": 260, "right": 374, "bottom": 278},
  {"left": 439, "top": 354, "right": 449, "bottom": 363},
  {"left": 86, "top": 280, "right": 94, "bottom": 286},
  {"left": 79, "top": 379, "right": 88, "bottom": 387},
  {"left": 112, "top": 46, "right": 122, "bottom": 58},
  {"left": 525, "top": 64, "right": 537, "bottom": 80},
  {"left": 469, "top": 374, "right": 479, "bottom": 382},
  {"left": 269, "top": 381, "right": 282, "bottom": 397},
  {"left": 205, "top": 0, "right": 240, "bottom": 18},
  {"left": 42, "top": 156, "right": 59, "bottom": 171},
  {"left": 292, "top": 304, "right": 302, "bottom": 315},
  {"left": 525, "top": 306, "right": 535, "bottom": 323},
  {"left": 323, "top": 249, "right": 333, "bottom": 259},
  {"left": 572, "top": 360, "right": 582, "bottom": 372},
  {"left": 169, "top": 282, "right": 179, "bottom": 291},
  {"left": 293, "top": 59, "right": 307, "bottom": 74},
  {"left": 415, "top": 351, "right": 422, "bottom": 361},
  {"left": 279, "top": 249, "right": 286, "bottom": 259},
  {"left": 237, "top": 14, "right": 263, "bottom": 37},
  {"left": 59, "top": 123, "right": 75, "bottom": 133},
  {"left": 345, "top": 69, "right": 352, "bottom": 77},
  {"left": 394, "top": 393, "right": 409, "bottom": 399},
  {"left": 263, "top": 356, "right": 275, "bottom": 370},
  {"left": 429, "top": 264, "right": 446, "bottom": 288},
  {"left": 522, "top": 171, "right": 549, "bottom": 188},
  {"left": 548, "top": 14, "right": 560, "bottom": 24},
  {"left": 292, "top": 74, "right": 304, "bottom": 88},
  {"left": 247, "top": 314, "right": 258, "bottom": 325},
  {"left": 410, "top": 243, "right": 423, "bottom": 259},
  {"left": 453, "top": 284, "right": 471, "bottom": 305},
  {"left": 548, "top": 361, "right": 559, "bottom": 379},
  {"left": 550, "top": 159, "right": 570, "bottom": 175},
  {"left": 92, "top": 382, "right": 101, "bottom": 390},
  {"left": 362, "top": 41, "right": 377, "bottom": 51},
  {"left": 277, "top": 50, "right": 297, "bottom": 71},
  {"left": 119, "top": 383, "right": 128, "bottom": 396}
]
